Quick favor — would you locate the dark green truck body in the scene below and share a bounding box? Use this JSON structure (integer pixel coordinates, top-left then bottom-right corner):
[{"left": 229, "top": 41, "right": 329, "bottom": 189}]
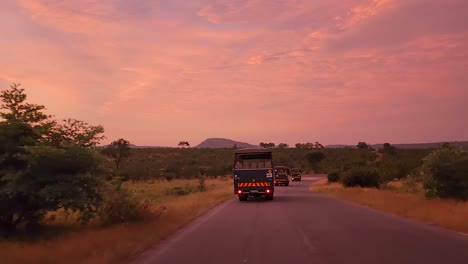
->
[
  {"left": 233, "top": 148, "right": 274, "bottom": 201},
  {"left": 274, "top": 165, "right": 291, "bottom": 186},
  {"left": 291, "top": 168, "right": 302, "bottom": 181}
]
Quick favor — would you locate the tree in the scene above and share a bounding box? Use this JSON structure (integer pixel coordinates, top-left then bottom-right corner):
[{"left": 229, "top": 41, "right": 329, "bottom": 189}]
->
[
  {"left": 0, "top": 84, "right": 51, "bottom": 124},
  {"left": 357, "top": 142, "right": 369, "bottom": 149},
  {"left": 296, "top": 142, "right": 321, "bottom": 149},
  {"left": 306, "top": 151, "right": 325, "bottom": 172},
  {"left": 102, "top": 138, "right": 131, "bottom": 172},
  {"left": 178, "top": 141, "right": 190, "bottom": 148},
  {"left": 1, "top": 83, "right": 55, "bottom": 142},
  {"left": 277, "top": 143, "right": 289, "bottom": 149},
  {"left": 1, "top": 84, "right": 105, "bottom": 148},
  {"left": 259, "top": 142, "right": 275, "bottom": 148},
  {"left": 421, "top": 144, "right": 468, "bottom": 200},
  {"left": 50, "top": 118, "right": 105, "bottom": 148},
  {"left": 0, "top": 84, "right": 106, "bottom": 235},
  {"left": 382, "top": 142, "right": 396, "bottom": 155},
  {"left": 314, "top": 141, "right": 324, "bottom": 149}
]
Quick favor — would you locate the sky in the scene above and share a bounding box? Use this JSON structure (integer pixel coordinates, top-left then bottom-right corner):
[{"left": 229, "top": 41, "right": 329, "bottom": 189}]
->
[{"left": 1, "top": 0, "right": 467, "bottom": 147}]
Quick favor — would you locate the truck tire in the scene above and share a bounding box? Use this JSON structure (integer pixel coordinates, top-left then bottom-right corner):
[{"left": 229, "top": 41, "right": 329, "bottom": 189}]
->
[
  {"left": 286, "top": 182, "right": 289, "bottom": 186},
  {"left": 266, "top": 194, "right": 274, "bottom": 201},
  {"left": 238, "top": 195, "right": 247, "bottom": 201}
]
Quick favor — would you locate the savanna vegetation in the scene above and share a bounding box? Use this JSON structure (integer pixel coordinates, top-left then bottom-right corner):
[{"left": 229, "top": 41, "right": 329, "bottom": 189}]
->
[
  {"left": 312, "top": 142, "right": 468, "bottom": 234},
  {"left": 2, "top": 83, "right": 467, "bottom": 262},
  {"left": 0, "top": 84, "right": 234, "bottom": 263}
]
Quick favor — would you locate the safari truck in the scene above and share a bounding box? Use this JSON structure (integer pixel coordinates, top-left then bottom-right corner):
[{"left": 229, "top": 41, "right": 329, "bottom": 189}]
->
[
  {"left": 233, "top": 148, "right": 274, "bottom": 201},
  {"left": 274, "top": 165, "right": 291, "bottom": 186},
  {"left": 290, "top": 168, "right": 302, "bottom": 181}
]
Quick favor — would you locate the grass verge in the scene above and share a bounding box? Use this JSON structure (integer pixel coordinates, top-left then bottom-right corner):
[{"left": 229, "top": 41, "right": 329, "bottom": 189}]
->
[
  {"left": 311, "top": 178, "right": 468, "bottom": 234},
  {"left": 0, "top": 178, "right": 233, "bottom": 264}
]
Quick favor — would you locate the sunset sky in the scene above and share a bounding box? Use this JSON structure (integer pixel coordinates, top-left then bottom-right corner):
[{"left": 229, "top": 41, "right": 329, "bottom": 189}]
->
[{"left": 1, "top": 0, "right": 467, "bottom": 147}]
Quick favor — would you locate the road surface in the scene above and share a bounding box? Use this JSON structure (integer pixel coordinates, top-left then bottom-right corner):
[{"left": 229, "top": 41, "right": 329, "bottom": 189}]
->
[{"left": 132, "top": 175, "right": 468, "bottom": 264}]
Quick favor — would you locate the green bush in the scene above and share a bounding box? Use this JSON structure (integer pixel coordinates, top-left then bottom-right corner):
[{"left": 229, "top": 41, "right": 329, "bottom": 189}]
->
[
  {"left": 377, "top": 161, "right": 411, "bottom": 183},
  {"left": 422, "top": 145, "right": 468, "bottom": 200},
  {"left": 342, "top": 167, "right": 380, "bottom": 188},
  {"left": 98, "top": 185, "right": 150, "bottom": 225},
  {"left": 167, "top": 183, "right": 194, "bottom": 196},
  {"left": 327, "top": 170, "right": 341, "bottom": 182}
]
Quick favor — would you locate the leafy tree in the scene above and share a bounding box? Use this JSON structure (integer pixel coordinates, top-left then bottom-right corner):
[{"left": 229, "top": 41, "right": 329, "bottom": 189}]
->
[
  {"left": 0, "top": 84, "right": 107, "bottom": 235},
  {"left": 357, "top": 142, "right": 369, "bottom": 149},
  {"left": 0, "top": 84, "right": 51, "bottom": 124},
  {"left": 421, "top": 144, "right": 468, "bottom": 200},
  {"left": 178, "top": 141, "right": 190, "bottom": 148},
  {"left": 1, "top": 84, "right": 55, "bottom": 142},
  {"left": 102, "top": 138, "right": 131, "bottom": 172},
  {"left": 277, "top": 143, "right": 289, "bottom": 149},
  {"left": 382, "top": 142, "right": 396, "bottom": 155},
  {"left": 49, "top": 118, "right": 105, "bottom": 148}
]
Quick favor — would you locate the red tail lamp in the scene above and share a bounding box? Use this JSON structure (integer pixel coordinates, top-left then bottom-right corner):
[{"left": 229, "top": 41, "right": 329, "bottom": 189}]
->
[
  {"left": 237, "top": 190, "right": 242, "bottom": 194},
  {"left": 266, "top": 189, "right": 271, "bottom": 194}
]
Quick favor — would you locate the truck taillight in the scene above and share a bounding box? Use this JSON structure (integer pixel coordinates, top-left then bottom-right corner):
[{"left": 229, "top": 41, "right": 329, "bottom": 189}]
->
[
  {"left": 266, "top": 189, "right": 271, "bottom": 193},
  {"left": 237, "top": 190, "right": 242, "bottom": 194}
]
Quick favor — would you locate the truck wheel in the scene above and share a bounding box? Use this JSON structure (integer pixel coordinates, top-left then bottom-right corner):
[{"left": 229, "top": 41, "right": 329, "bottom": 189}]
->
[
  {"left": 266, "top": 194, "right": 274, "bottom": 201},
  {"left": 238, "top": 195, "right": 247, "bottom": 201},
  {"left": 286, "top": 182, "right": 289, "bottom": 186}
]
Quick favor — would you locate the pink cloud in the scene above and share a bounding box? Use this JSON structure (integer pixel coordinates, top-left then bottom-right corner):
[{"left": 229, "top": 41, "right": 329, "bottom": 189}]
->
[{"left": 0, "top": 0, "right": 466, "bottom": 146}]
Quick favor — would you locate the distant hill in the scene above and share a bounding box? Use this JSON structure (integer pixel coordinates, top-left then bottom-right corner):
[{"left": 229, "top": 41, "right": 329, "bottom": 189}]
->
[{"left": 195, "top": 138, "right": 257, "bottom": 148}]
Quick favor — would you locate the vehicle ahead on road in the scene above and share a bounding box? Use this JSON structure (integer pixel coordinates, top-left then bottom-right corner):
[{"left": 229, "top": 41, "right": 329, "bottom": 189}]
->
[
  {"left": 233, "top": 148, "right": 274, "bottom": 201},
  {"left": 274, "top": 165, "right": 291, "bottom": 186},
  {"left": 290, "top": 168, "right": 302, "bottom": 181}
]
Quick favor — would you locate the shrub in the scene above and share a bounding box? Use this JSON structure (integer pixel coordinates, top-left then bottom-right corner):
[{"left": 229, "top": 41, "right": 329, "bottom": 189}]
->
[
  {"left": 342, "top": 167, "right": 380, "bottom": 188},
  {"left": 422, "top": 144, "right": 468, "bottom": 200},
  {"left": 167, "top": 183, "right": 194, "bottom": 196},
  {"left": 98, "top": 185, "right": 150, "bottom": 225},
  {"left": 377, "top": 161, "right": 411, "bottom": 183},
  {"left": 165, "top": 173, "right": 175, "bottom": 182},
  {"left": 327, "top": 170, "right": 341, "bottom": 183}
]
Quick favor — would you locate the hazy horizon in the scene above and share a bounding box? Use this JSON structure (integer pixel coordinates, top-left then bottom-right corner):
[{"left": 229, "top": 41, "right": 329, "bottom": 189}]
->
[{"left": 1, "top": 0, "right": 467, "bottom": 147}]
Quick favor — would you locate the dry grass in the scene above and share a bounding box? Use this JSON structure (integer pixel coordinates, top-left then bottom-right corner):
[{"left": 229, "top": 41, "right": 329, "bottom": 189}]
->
[
  {"left": 0, "top": 178, "right": 233, "bottom": 264},
  {"left": 311, "top": 178, "right": 468, "bottom": 234}
]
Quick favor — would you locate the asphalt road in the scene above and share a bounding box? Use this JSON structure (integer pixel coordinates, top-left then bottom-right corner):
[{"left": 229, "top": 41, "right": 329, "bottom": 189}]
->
[{"left": 132, "top": 175, "right": 468, "bottom": 264}]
